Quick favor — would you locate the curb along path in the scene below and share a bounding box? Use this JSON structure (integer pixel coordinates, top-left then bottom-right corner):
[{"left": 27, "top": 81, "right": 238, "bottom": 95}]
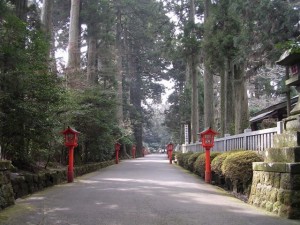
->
[{"left": 1, "top": 154, "right": 300, "bottom": 225}]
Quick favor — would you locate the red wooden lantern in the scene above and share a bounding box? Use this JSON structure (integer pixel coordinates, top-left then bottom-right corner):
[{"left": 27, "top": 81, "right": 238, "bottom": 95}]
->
[
  {"left": 62, "top": 126, "right": 80, "bottom": 147},
  {"left": 115, "top": 143, "right": 121, "bottom": 164},
  {"left": 132, "top": 145, "right": 136, "bottom": 159},
  {"left": 200, "top": 128, "right": 218, "bottom": 148},
  {"left": 167, "top": 143, "right": 174, "bottom": 164},
  {"left": 199, "top": 127, "right": 218, "bottom": 183},
  {"left": 61, "top": 126, "right": 80, "bottom": 183}
]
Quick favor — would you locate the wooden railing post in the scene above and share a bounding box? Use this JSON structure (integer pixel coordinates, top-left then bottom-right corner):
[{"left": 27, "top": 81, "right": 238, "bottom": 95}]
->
[
  {"left": 243, "top": 129, "right": 252, "bottom": 150},
  {"left": 224, "top": 134, "right": 230, "bottom": 151},
  {"left": 277, "top": 121, "right": 283, "bottom": 134}
]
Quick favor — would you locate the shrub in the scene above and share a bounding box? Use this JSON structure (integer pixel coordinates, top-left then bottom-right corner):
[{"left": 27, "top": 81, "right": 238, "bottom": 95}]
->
[
  {"left": 211, "top": 150, "right": 243, "bottom": 176},
  {"left": 176, "top": 152, "right": 184, "bottom": 167},
  {"left": 194, "top": 152, "right": 221, "bottom": 178},
  {"left": 181, "top": 152, "right": 194, "bottom": 169},
  {"left": 176, "top": 152, "right": 192, "bottom": 168},
  {"left": 187, "top": 152, "right": 202, "bottom": 172},
  {"left": 221, "top": 150, "right": 263, "bottom": 194}
]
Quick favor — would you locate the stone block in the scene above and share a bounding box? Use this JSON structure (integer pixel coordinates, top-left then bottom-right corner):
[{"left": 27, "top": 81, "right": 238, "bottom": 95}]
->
[
  {"left": 279, "top": 204, "right": 290, "bottom": 218},
  {"left": 270, "top": 188, "right": 278, "bottom": 202},
  {"left": 254, "top": 197, "right": 261, "bottom": 207},
  {"left": 280, "top": 173, "right": 292, "bottom": 189},
  {"left": 291, "top": 174, "right": 300, "bottom": 190},
  {"left": 286, "top": 163, "right": 300, "bottom": 173},
  {"left": 283, "top": 190, "right": 292, "bottom": 205},
  {"left": 291, "top": 191, "right": 300, "bottom": 205},
  {"left": 274, "top": 173, "right": 281, "bottom": 188},
  {"left": 260, "top": 200, "right": 267, "bottom": 208},
  {"left": 277, "top": 189, "right": 285, "bottom": 203},
  {"left": 253, "top": 162, "right": 287, "bottom": 172},
  {"left": 273, "top": 201, "right": 281, "bottom": 214},
  {"left": 266, "top": 201, "right": 273, "bottom": 212},
  {"left": 265, "top": 147, "right": 300, "bottom": 163}
]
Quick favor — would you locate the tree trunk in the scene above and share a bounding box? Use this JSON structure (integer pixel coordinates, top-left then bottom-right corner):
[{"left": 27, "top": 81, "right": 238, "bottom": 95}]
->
[
  {"left": 190, "top": 55, "right": 199, "bottom": 143},
  {"left": 86, "top": 27, "right": 97, "bottom": 85},
  {"left": 224, "top": 57, "right": 235, "bottom": 134},
  {"left": 203, "top": 0, "right": 214, "bottom": 129},
  {"left": 41, "top": 0, "right": 57, "bottom": 74},
  {"left": 234, "top": 63, "right": 249, "bottom": 134},
  {"left": 128, "top": 41, "right": 143, "bottom": 156},
  {"left": 189, "top": 0, "right": 199, "bottom": 143},
  {"left": 67, "top": 0, "right": 81, "bottom": 87},
  {"left": 10, "top": 0, "right": 28, "bottom": 21},
  {"left": 220, "top": 70, "right": 225, "bottom": 136},
  {"left": 115, "top": 6, "right": 124, "bottom": 125}
]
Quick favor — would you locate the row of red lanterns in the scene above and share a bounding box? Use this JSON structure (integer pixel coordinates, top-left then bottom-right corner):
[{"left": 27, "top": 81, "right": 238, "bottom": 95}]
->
[
  {"left": 61, "top": 127, "right": 144, "bottom": 183},
  {"left": 61, "top": 126, "right": 218, "bottom": 184},
  {"left": 114, "top": 144, "right": 148, "bottom": 164},
  {"left": 166, "top": 127, "right": 218, "bottom": 184}
]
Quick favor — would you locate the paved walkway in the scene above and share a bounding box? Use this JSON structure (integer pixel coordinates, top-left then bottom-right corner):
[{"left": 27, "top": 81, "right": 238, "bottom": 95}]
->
[{"left": 1, "top": 154, "right": 300, "bottom": 225}]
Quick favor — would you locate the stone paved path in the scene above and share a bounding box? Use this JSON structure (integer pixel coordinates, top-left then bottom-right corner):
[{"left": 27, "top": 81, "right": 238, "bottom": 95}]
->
[{"left": 1, "top": 154, "right": 300, "bottom": 225}]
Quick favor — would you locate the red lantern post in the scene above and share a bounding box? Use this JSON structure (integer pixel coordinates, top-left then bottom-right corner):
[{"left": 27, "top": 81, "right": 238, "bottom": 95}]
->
[
  {"left": 132, "top": 145, "right": 136, "bottom": 159},
  {"left": 167, "top": 143, "right": 174, "bottom": 164},
  {"left": 115, "top": 143, "right": 121, "bottom": 164},
  {"left": 62, "top": 127, "right": 80, "bottom": 183},
  {"left": 200, "top": 128, "right": 218, "bottom": 183}
]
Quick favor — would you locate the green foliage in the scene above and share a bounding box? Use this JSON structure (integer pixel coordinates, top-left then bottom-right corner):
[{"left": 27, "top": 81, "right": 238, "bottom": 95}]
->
[
  {"left": 211, "top": 150, "right": 243, "bottom": 176},
  {"left": 71, "top": 87, "right": 118, "bottom": 162},
  {"left": 221, "top": 150, "right": 263, "bottom": 184},
  {"left": 187, "top": 152, "right": 201, "bottom": 172},
  {"left": 176, "top": 152, "right": 193, "bottom": 168},
  {"left": 194, "top": 152, "right": 221, "bottom": 178},
  {"left": 0, "top": 3, "right": 66, "bottom": 170}
]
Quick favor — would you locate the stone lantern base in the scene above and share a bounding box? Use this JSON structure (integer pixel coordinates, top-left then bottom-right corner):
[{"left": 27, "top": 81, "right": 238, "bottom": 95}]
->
[
  {"left": 0, "top": 161, "right": 15, "bottom": 209},
  {"left": 249, "top": 147, "right": 300, "bottom": 218}
]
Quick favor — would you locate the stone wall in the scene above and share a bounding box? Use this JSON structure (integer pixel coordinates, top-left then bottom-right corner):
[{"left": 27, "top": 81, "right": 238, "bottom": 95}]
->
[
  {"left": 11, "top": 170, "right": 67, "bottom": 199},
  {"left": 249, "top": 147, "right": 300, "bottom": 219},
  {"left": 10, "top": 160, "right": 115, "bottom": 200},
  {"left": 0, "top": 160, "right": 115, "bottom": 210},
  {"left": 249, "top": 170, "right": 300, "bottom": 218},
  {"left": 0, "top": 161, "right": 15, "bottom": 209}
]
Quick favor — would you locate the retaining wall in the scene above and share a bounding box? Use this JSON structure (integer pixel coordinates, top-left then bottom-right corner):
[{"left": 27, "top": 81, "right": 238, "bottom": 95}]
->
[{"left": 0, "top": 160, "right": 115, "bottom": 209}]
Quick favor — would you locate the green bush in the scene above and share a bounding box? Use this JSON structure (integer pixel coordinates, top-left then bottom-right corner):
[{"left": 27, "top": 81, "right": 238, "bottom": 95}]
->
[
  {"left": 182, "top": 152, "right": 193, "bottom": 169},
  {"left": 221, "top": 150, "right": 263, "bottom": 184},
  {"left": 194, "top": 152, "right": 221, "bottom": 178},
  {"left": 187, "top": 152, "right": 202, "bottom": 172},
  {"left": 177, "top": 152, "right": 193, "bottom": 168},
  {"left": 211, "top": 150, "right": 243, "bottom": 176},
  {"left": 176, "top": 152, "right": 184, "bottom": 167}
]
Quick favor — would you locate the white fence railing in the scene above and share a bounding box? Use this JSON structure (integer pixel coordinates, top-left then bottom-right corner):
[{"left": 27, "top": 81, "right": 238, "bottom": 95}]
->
[{"left": 181, "top": 121, "right": 284, "bottom": 154}]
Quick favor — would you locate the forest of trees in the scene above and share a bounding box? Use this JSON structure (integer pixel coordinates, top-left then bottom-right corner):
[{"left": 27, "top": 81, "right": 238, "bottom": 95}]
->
[{"left": 0, "top": 0, "right": 299, "bottom": 171}]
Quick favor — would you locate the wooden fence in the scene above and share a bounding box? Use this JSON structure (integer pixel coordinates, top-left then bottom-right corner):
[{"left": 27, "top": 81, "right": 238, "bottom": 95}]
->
[{"left": 181, "top": 121, "right": 284, "bottom": 154}]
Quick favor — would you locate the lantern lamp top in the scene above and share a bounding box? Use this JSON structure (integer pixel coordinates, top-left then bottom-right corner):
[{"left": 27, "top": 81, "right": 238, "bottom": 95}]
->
[
  {"left": 61, "top": 126, "right": 80, "bottom": 147},
  {"left": 62, "top": 126, "right": 80, "bottom": 135},
  {"left": 200, "top": 127, "right": 218, "bottom": 137},
  {"left": 199, "top": 127, "right": 218, "bottom": 148},
  {"left": 167, "top": 143, "right": 173, "bottom": 151},
  {"left": 115, "top": 142, "right": 121, "bottom": 149},
  {"left": 276, "top": 49, "right": 300, "bottom": 66}
]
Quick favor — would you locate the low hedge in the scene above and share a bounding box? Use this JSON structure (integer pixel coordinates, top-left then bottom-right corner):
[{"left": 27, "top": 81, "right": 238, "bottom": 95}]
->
[
  {"left": 211, "top": 150, "right": 243, "bottom": 176},
  {"left": 187, "top": 152, "right": 202, "bottom": 172},
  {"left": 194, "top": 152, "right": 221, "bottom": 178},
  {"left": 221, "top": 150, "right": 263, "bottom": 194},
  {"left": 176, "top": 152, "right": 193, "bottom": 168},
  {"left": 221, "top": 150, "right": 263, "bottom": 184}
]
